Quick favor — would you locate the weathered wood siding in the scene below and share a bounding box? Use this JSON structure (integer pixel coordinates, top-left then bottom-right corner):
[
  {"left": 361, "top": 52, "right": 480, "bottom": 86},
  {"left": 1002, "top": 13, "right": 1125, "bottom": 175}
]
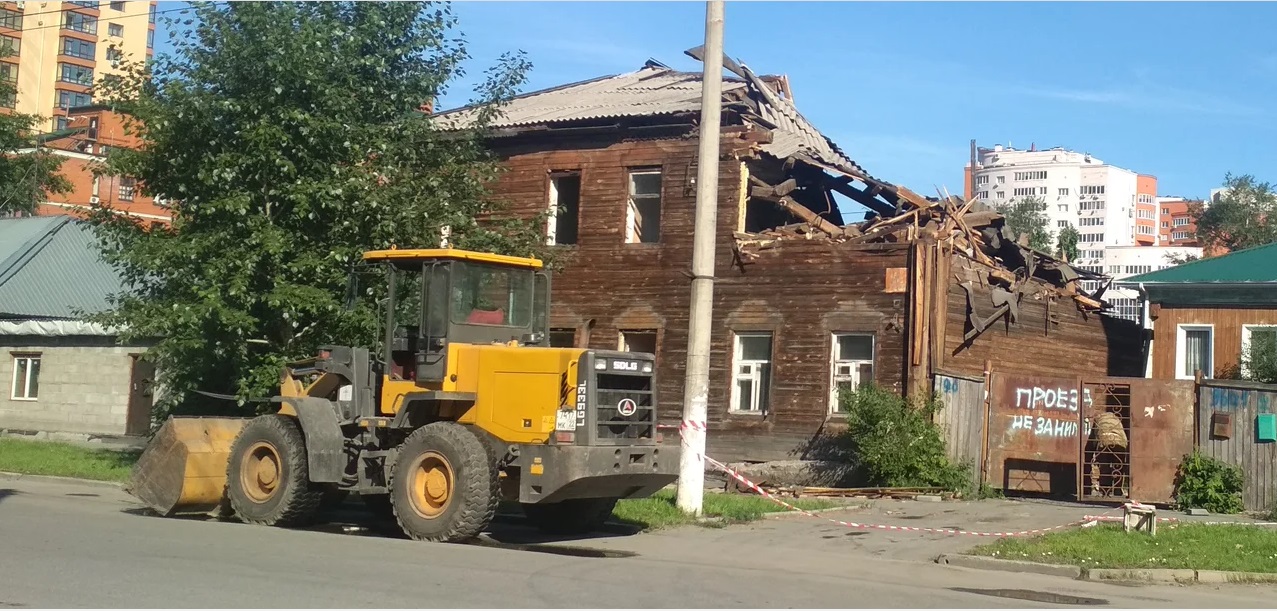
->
[
  {"left": 1150, "top": 306, "right": 1277, "bottom": 379},
  {"left": 941, "top": 262, "right": 1144, "bottom": 380},
  {"left": 1197, "top": 379, "right": 1277, "bottom": 511},
  {"left": 933, "top": 372, "right": 986, "bottom": 484},
  {"left": 487, "top": 132, "right": 910, "bottom": 461}
]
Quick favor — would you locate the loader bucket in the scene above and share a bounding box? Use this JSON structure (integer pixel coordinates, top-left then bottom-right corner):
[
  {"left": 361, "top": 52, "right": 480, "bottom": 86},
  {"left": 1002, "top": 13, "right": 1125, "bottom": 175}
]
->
[{"left": 127, "top": 417, "right": 248, "bottom": 517}]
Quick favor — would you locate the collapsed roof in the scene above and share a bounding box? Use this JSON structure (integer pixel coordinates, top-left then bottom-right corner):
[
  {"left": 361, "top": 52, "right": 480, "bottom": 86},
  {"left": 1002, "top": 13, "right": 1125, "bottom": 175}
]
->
[{"left": 437, "top": 52, "right": 1112, "bottom": 313}]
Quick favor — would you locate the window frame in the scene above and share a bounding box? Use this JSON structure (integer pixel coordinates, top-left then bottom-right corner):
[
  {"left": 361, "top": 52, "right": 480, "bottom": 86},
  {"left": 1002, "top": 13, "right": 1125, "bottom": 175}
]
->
[
  {"left": 1241, "top": 325, "right": 1277, "bottom": 378},
  {"left": 625, "top": 167, "right": 662, "bottom": 244},
  {"left": 63, "top": 12, "right": 98, "bottom": 35},
  {"left": 829, "top": 333, "right": 874, "bottom": 416},
  {"left": 108, "top": 22, "right": 124, "bottom": 37},
  {"left": 11, "top": 353, "right": 40, "bottom": 401},
  {"left": 1176, "top": 324, "right": 1215, "bottom": 380},
  {"left": 729, "top": 331, "right": 773, "bottom": 414}
]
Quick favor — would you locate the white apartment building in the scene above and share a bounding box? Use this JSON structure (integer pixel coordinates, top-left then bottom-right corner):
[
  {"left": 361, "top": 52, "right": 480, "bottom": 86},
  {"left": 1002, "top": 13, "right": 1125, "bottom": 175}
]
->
[
  {"left": 1100, "top": 245, "right": 1202, "bottom": 321},
  {"left": 968, "top": 145, "right": 1157, "bottom": 272}
]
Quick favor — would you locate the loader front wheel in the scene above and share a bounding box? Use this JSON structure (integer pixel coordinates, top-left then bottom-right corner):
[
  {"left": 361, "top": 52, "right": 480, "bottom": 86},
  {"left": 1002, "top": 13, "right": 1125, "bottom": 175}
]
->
[
  {"left": 226, "top": 414, "right": 322, "bottom": 527},
  {"left": 522, "top": 498, "right": 618, "bottom": 535},
  {"left": 389, "top": 422, "right": 497, "bottom": 542}
]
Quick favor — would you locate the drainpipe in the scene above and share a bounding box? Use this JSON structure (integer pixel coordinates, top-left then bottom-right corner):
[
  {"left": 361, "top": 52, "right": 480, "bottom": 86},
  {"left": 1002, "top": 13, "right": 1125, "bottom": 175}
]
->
[{"left": 1139, "top": 282, "right": 1153, "bottom": 378}]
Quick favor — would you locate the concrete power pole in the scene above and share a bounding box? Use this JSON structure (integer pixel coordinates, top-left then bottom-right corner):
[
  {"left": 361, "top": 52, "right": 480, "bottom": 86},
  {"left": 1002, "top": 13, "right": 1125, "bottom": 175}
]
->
[{"left": 676, "top": 0, "right": 724, "bottom": 516}]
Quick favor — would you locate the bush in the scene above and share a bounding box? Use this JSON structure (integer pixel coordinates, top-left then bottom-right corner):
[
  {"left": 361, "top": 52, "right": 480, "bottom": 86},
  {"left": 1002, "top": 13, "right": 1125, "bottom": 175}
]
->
[
  {"left": 1174, "top": 451, "right": 1244, "bottom": 514},
  {"left": 840, "top": 383, "right": 970, "bottom": 491}
]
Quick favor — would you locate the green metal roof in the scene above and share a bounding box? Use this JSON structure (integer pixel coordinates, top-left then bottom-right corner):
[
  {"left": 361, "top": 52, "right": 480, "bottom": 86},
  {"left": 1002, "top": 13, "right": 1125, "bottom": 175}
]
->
[
  {"left": 1120, "top": 242, "right": 1277, "bottom": 285},
  {"left": 0, "top": 216, "right": 124, "bottom": 319}
]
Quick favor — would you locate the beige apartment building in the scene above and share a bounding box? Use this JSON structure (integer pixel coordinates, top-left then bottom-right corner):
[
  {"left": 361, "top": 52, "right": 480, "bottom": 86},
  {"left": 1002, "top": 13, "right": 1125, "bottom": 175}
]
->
[{"left": 0, "top": 0, "right": 155, "bottom": 130}]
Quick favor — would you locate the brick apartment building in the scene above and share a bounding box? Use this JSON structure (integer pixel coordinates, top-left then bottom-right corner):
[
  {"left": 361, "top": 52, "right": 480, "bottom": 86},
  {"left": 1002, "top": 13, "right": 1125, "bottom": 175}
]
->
[{"left": 37, "top": 104, "right": 170, "bottom": 225}]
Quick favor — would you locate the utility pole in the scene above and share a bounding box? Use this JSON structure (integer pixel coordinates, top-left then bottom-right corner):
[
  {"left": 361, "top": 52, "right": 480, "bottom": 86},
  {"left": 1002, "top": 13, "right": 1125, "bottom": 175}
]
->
[{"left": 676, "top": 0, "right": 724, "bottom": 516}]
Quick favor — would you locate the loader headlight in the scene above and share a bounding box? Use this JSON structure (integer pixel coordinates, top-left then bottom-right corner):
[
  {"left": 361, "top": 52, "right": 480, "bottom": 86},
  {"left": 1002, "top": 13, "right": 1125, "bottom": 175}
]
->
[
  {"left": 642, "top": 362, "right": 653, "bottom": 373},
  {"left": 595, "top": 360, "right": 608, "bottom": 371}
]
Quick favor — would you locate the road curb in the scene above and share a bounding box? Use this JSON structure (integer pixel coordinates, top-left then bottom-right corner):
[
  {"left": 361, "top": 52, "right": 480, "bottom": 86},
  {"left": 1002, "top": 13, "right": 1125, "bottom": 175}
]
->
[
  {"left": 935, "top": 554, "right": 1082, "bottom": 579},
  {"left": 0, "top": 471, "right": 125, "bottom": 489},
  {"left": 1083, "top": 568, "right": 1195, "bottom": 584},
  {"left": 936, "top": 554, "right": 1277, "bottom": 585}
]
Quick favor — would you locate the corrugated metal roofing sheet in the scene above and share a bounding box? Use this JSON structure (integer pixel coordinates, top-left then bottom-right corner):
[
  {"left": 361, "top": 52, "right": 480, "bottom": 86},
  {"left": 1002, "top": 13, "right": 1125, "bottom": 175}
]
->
[
  {"left": 0, "top": 216, "right": 124, "bottom": 319},
  {"left": 1122, "top": 242, "right": 1277, "bottom": 284},
  {"left": 438, "top": 65, "right": 868, "bottom": 177}
]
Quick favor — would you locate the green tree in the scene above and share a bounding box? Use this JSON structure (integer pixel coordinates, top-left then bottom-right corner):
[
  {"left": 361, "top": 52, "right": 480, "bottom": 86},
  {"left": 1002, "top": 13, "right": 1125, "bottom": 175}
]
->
[
  {"left": 999, "top": 196, "right": 1052, "bottom": 252},
  {"left": 1240, "top": 331, "right": 1277, "bottom": 384},
  {"left": 87, "top": 2, "right": 542, "bottom": 421},
  {"left": 0, "top": 50, "right": 70, "bottom": 215},
  {"left": 1194, "top": 174, "right": 1277, "bottom": 253},
  {"left": 1055, "top": 222, "right": 1079, "bottom": 262}
]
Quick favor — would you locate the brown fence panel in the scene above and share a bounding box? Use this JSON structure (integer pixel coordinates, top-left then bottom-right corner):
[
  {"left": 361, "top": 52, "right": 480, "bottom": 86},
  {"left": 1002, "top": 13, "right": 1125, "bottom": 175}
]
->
[
  {"left": 934, "top": 372, "right": 985, "bottom": 485},
  {"left": 1198, "top": 380, "right": 1277, "bottom": 511},
  {"left": 985, "top": 372, "right": 1084, "bottom": 497},
  {"left": 1128, "top": 379, "right": 1196, "bottom": 504}
]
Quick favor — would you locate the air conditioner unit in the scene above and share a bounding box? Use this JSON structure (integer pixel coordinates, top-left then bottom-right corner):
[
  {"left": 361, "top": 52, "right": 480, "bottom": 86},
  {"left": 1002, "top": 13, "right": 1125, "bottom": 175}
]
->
[{"left": 89, "top": 196, "right": 99, "bottom": 204}]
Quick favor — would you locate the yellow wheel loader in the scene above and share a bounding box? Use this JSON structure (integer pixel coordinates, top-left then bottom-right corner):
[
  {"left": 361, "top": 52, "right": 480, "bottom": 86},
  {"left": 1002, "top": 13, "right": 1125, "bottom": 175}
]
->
[{"left": 127, "top": 248, "right": 679, "bottom": 542}]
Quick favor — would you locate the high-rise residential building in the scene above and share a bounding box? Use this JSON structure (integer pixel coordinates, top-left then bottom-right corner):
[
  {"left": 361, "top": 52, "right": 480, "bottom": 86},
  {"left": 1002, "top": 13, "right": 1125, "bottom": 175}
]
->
[
  {"left": 0, "top": 1, "right": 156, "bottom": 131},
  {"left": 1156, "top": 196, "right": 1204, "bottom": 247},
  {"left": 963, "top": 141, "right": 1158, "bottom": 274}
]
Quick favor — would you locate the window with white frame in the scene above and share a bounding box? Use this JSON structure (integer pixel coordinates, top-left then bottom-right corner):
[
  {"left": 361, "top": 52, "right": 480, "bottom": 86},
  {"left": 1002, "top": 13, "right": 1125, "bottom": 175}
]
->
[
  {"left": 996, "top": 176, "right": 1005, "bottom": 184},
  {"left": 11, "top": 353, "right": 39, "bottom": 400},
  {"left": 626, "top": 169, "right": 661, "bottom": 243},
  {"left": 1173, "top": 217, "right": 1191, "bottom": 227},
  {"left": 830, "top": 334, "right": 874, "bottom": 414},
  {"left": 995, "top": 191, "right": 1005, "bottom": 199},
  {"left": 1079, "top": 233, "right": 1104, "bottom": 243},
  {"left": 730, "top": 332, "right": 772, "bottom": 413},
  {"left": 1080, "top": 185, "right": 1106, "bottom": 195},
  {"left": 1138, "top": 225, "right": 1154, "bottom": 235},
  {"left": 1079, "top": 217, "right": 1103, "bottom": 226},
  {"left": 976, "top": 190, "right": 989, "bottom": 199},
  {"left": 1079, "top": 200, "right": 1106, "bottom": 211},
  {"left": 1012, "top": 187, "right": 1037, "bottom": 197},
  {"left": 1058, "top": 204, "right": 1068, "bottom": 212},
  {"left": 976, "top": 175, "right": 989, "bottom": 185},
  {"left": 1177, "top": 325, "right": 1213, "bottom": 379},
  {"left": 1057, "top": 220, "right": 1070, "bottom": 228},
  {"left": 1242, "top": 325, "right": 1277, "bottom": 377},
  {"left": 1058, "top": 187, "right": 1069, "bottom": 196},
  {"left": 1014, "top": 170, "right": 1047, "bottom": 181},
  {"left": 1172, "top": 231, "right": 1192, "bottom": 241}
]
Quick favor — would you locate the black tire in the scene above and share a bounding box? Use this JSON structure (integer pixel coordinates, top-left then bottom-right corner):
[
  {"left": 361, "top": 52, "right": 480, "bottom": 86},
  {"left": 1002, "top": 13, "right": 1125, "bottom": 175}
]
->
[
  {"left": 522, "top": 498, "right": 619, "bottom": 535},
  {"left": 389, "top": 422, "right": 498, "bottom": 542},
  {"left": 225, "top": 414, "right": 322, "bottom": 527}
]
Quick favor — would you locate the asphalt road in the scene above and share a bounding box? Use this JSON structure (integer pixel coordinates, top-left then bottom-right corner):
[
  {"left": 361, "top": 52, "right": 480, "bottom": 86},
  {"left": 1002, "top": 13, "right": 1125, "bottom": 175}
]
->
[{"left": 0, "top": 477, "right": 1272, "bottom": 609}]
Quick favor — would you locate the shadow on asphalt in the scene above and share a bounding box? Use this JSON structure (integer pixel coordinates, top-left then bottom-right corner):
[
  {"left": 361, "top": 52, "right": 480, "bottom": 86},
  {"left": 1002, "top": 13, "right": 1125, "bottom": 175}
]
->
[
  {"left": 0, "top": 488, "right": 19, "bottom": 504},
  {"left": 949, "top": 587, "right": 1108, "bottom": 606},
  {"left": 118, "top": 499, "right": 644, "bottom": 558}
]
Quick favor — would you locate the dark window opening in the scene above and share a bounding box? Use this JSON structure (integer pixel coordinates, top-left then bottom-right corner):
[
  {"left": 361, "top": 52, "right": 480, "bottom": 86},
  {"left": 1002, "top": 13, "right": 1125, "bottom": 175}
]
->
[{"left": 548, "top": 172, "right": 580, "bottom": 245}]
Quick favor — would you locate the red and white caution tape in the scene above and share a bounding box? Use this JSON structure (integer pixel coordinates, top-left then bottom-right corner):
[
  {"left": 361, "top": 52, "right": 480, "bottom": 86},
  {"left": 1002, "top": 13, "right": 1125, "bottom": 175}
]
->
[{"left": 675, "top": 426, "right": 1136, "bottom": 538}]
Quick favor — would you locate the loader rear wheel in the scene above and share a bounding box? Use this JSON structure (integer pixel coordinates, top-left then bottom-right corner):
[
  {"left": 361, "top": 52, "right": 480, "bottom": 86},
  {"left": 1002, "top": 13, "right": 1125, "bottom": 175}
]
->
[
  {"left": 226, "top": 414, "right": 322, "bottom": 527},
  {"left": 521, "top": 498, "right": 618, "bottom": 535},
  {"left": 389, "top": 422, "right": 497, "bottom": 542}
]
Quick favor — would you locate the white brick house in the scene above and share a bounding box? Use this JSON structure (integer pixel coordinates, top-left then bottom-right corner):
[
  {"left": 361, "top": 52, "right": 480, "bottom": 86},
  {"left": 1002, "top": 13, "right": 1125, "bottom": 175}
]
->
[{"left": 0, "top": 216, "right": 154, "bottom": 437}]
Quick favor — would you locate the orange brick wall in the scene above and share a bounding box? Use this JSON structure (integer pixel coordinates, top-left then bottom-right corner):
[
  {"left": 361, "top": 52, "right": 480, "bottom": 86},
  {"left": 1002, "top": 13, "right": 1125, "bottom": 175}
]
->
[
  {"left": 38, "top": 107, "right": 169, "bottom": 225},
  {"left": 1135, "top": 174, "right": 1157, "bottom": 245},
  {"left": 1159, "top": 200, "right": 1199, "bottom": 247}
]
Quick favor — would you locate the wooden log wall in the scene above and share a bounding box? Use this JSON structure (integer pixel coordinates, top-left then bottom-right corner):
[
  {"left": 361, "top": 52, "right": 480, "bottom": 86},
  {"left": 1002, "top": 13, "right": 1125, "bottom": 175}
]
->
[
  {"left": 939, "top": 257, "right": 1144, "bottom": 381},
  {"left": 486, "top": 129, "right": 910, "bottom": 461}
]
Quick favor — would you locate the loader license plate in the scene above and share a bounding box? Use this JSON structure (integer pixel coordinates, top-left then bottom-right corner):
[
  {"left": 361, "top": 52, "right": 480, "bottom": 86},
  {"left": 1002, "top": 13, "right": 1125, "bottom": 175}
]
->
[{"left": 556, "top": 410, "right": 577, "bottom": 431}]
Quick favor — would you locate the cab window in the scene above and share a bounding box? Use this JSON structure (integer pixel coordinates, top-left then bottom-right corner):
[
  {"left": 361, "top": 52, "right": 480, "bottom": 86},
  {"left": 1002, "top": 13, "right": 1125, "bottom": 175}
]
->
[{"left": 449, "top": 261, "right": 532, "bottom": 327}]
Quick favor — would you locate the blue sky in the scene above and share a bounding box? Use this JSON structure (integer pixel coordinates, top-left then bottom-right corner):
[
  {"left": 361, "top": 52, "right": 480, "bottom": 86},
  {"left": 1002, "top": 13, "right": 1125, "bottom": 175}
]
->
[{"left": 157, "top": 1, "right": 1277, "bottom": 199}]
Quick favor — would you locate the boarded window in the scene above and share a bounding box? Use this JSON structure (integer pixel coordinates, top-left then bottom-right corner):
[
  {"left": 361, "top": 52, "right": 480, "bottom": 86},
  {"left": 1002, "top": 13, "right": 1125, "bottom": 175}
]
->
[
  {"left": 626, "top": 169, "right": 661, "bottom": 243},
  {"left": 731, "top": 332, "right": 772, "bottom": 413},
  {"left": 830, "top": 334, "right": 874, "bottom": 414},
  {"left": 547, "top": 172, "right": 580, "bottom": 245}
]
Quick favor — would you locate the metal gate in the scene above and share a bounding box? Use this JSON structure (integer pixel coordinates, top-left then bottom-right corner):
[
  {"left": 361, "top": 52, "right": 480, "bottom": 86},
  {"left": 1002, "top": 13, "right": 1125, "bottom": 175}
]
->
[{"left": 983, "top": 372, "right": 1194, "bottom": 504}]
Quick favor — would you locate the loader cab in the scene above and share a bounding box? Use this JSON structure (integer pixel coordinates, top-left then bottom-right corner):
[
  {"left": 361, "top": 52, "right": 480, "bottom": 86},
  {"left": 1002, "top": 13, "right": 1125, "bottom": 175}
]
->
[{"left": 358, "top": 248, "right": 551, "bottom": 384}]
